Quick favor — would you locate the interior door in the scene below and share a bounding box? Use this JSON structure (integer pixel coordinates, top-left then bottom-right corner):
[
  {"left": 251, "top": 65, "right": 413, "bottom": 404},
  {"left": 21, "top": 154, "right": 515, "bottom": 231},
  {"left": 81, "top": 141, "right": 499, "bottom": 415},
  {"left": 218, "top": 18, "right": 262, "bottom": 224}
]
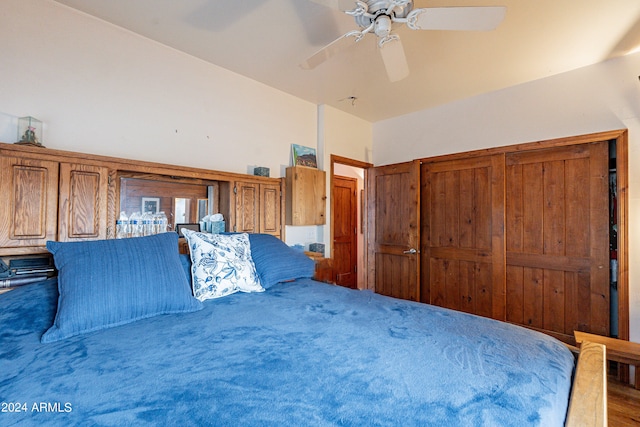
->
[
  {"left": 333, "top": 176, "right": 357, "bottom": 289},
  {"left": 367, "top": 161, "right": 420, "bottom": 301},
  {"left": 505, "top": 142, "right": 609, "bottom": 341},
  {"left": 421, "top": 154, "right": 506, "bottom": 320}
]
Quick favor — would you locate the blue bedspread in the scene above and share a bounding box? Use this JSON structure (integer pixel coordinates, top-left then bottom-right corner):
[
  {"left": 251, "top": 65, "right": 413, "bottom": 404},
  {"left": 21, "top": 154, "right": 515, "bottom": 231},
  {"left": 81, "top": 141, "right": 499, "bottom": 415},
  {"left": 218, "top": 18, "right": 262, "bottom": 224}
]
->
[{"left": 0, "top": 278, "right": 574, "bottom": 426}]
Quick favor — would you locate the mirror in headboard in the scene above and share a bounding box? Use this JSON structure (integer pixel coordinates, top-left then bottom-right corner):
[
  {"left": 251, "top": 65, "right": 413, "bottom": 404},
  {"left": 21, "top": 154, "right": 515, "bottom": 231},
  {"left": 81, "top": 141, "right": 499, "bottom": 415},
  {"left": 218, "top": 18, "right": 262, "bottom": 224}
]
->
[{"left": 118, "top": 174, "right": 223, "bottom": 233}]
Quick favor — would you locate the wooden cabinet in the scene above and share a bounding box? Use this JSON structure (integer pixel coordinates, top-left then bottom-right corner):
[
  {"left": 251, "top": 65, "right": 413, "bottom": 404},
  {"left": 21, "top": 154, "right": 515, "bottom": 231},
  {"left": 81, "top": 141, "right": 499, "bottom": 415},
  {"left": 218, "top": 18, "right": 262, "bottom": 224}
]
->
[
  {"left": 285, "top": 166, "right": 326, "bottom": 225},
  {"left": 58, "top": 163, "right": 109, "bottom": 242},
  {"left": 0, "top": 142, "right": 285, "bottom": 256},
  {"left": 0, "top": 156, "right": 110, "bottom": 254},
  {"left": 0, "top": 156, "right": 59, "bottom": 252},
  {"left": 234, "top": 181, "right": 281, "bottom": 236}
]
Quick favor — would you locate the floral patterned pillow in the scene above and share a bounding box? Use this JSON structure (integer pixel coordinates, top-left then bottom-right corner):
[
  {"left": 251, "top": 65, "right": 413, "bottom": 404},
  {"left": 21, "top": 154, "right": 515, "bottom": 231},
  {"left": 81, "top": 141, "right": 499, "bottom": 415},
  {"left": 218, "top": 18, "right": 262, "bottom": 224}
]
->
[{"left": 182, "top": 230, "right": 264, "bottom": 301}]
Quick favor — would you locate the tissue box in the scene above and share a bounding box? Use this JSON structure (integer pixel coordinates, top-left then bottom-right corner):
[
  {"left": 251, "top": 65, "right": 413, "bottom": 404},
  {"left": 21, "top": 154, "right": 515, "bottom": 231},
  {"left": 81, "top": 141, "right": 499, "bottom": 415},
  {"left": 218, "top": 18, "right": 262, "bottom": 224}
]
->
[
  {"left": 309, "top": 243, "right": 325, "bottom": 254},
  {"left": 210, "top": 221, "right": 225, "bottom": 234},
  {"left": 253, "top": 167, "right": 270, "bottom": 177}
]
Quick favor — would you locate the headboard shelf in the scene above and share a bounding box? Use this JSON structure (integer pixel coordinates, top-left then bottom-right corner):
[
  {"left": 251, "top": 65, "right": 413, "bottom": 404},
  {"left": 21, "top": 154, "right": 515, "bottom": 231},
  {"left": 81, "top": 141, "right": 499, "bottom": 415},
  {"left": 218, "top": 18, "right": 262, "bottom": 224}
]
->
[{"left": 0, "top": 142, "right": 283, "bottom": 256}]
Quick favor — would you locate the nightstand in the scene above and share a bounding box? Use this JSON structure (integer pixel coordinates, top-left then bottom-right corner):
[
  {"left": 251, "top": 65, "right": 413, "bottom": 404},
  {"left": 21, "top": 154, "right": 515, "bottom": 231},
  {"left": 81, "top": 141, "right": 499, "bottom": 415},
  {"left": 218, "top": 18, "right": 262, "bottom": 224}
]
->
[{"left": 304, "top": 251, "right": 334, "bottom": 284}]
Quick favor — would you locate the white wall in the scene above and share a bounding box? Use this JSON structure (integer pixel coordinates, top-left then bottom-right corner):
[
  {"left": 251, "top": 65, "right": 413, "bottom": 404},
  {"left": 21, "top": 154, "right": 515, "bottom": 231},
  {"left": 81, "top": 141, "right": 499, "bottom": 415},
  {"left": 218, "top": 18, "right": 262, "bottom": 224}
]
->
[
  {"left": 320, "top": 105, "right": 372, "bottom": 256},
  {"left": 0, "top": 0, "right": 317, "bottom": 177},
  {"left": 0, "top": 0, "right": 371, "bottom": 250},
  {"left": 286, "top": 105, "right": 373, "bottom": 254},
  {"left": 373, "top": 51, "right": 640, "bottom": 347}
]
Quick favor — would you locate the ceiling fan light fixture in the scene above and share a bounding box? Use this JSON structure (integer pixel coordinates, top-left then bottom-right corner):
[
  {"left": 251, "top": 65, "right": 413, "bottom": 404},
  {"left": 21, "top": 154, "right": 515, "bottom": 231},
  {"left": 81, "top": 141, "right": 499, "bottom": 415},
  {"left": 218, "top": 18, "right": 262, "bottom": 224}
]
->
[{"left": 374, "top": 15, "right": 392, "bottom": 37}]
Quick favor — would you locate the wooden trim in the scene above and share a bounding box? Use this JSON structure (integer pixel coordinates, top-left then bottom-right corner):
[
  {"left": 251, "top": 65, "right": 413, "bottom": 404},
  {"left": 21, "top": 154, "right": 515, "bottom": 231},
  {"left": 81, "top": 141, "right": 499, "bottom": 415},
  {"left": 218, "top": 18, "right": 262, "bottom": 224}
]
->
[
  {"left": 566, "top": 341, "right": 607, "bottom": 427},
  {"left": 416, "top": 129, "right": 627, "bottom": 163},
  {"left": 491, "top": 154, "right": 506, "bottom": 321},
  {"left": 614, "top": 131, "right": 631, "bottom": 386},
  {"left": 0, "top": 142, "right": 281, "bottom": 184},
  {"left": 330, "top": 154, "right": 373, "bottom": 170},
  {"left": 330, "top": 155, "right": 373, "bottom": 288},
  {"left": 506, "top": 252, "right": 590, "bottom": 273},
  {"left": 576, "top": 331, "right": 640, "bottom": 368}
]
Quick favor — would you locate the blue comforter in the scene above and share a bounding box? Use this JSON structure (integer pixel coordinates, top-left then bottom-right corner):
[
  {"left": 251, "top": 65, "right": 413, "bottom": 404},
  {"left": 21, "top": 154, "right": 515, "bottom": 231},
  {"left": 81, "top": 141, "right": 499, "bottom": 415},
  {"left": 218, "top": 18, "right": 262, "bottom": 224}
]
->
[{"left": 0, "top": 278, "right": 574, "bottom": 426}]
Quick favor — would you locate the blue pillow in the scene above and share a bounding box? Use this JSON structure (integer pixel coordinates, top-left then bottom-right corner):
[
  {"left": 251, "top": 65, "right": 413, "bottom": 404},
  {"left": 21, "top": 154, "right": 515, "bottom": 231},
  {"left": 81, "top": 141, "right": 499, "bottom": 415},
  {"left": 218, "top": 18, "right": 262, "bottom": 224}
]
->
[
  {"left": 178, "top": 253, "right": 192, "bottom": 283},
  {"left": 247, "top": 234, "right": 316, "bottom": 289},
  {"left": 42, "top": 233, "right": 203, "bottom": 343}
]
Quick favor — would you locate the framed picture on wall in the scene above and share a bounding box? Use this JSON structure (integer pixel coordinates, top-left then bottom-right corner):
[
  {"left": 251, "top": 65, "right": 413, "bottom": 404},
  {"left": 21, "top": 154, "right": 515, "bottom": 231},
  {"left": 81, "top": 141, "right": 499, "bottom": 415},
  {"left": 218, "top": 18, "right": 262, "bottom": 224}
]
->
[
  {"left": 291, "top": 144, "right": 317, "bottom": 168},
  {"left": 142, "top": 197, "right": 160, "bottom": 214}
]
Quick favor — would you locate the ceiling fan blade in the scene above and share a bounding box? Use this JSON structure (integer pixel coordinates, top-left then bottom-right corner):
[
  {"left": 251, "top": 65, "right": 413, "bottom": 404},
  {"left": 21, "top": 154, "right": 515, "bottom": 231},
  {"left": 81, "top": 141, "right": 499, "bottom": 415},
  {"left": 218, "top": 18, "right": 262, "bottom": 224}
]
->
[
  {"left": 300, "top": 31, "right": 360, "bottom": 70},
  {"left": 307, "top": 0, "right": 361, "bottom": 12},
  {"left": 379, "top": 36, "right": 410, "bottom": 82},
  {"left": 408, "top": 6, "right": 506, "bottom": 31}
]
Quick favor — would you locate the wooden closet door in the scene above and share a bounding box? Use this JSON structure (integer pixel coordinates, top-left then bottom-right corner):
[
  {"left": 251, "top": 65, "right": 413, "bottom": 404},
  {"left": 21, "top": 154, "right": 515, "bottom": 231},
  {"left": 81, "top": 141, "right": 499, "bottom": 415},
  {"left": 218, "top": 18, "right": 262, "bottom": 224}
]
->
[
  {"left": 420, "top": 155, "right": 505, "bottom": 320},
  {"left": 367, "top": 161, "right": 420, "bottom": 301},
  {"left": 505, "top": 142, "right": 609, "bottom": 341}
]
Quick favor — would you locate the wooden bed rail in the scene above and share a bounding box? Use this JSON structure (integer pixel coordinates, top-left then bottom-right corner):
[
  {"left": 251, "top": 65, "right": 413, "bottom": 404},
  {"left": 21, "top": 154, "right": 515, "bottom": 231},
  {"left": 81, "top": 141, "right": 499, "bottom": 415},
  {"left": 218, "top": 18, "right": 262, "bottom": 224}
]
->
[{"left": 566, "top": 341, "right": 607, "bottom": 427}]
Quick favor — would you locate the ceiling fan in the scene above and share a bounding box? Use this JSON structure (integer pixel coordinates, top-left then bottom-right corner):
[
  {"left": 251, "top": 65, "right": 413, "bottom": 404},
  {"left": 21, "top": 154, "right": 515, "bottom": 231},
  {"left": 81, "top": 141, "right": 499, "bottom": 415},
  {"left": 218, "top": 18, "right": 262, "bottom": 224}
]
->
[{"left": 301, "top": 0, "right": 506, "bottom": 82}]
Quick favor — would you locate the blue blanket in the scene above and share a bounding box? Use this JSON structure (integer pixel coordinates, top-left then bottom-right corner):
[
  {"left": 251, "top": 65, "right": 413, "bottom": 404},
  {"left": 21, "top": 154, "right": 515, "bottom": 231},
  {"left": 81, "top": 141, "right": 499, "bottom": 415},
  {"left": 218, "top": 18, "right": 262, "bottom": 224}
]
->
[{"left": 0, "top": 279, "right": 574, "bottom": 426}]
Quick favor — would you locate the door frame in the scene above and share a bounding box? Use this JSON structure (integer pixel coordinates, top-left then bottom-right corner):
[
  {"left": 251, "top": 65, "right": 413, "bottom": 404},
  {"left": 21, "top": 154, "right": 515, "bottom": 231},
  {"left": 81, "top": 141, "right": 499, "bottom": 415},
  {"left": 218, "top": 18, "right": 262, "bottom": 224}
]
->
[{"left": 330, "top": 155, "right": 373, "bottom": 289}]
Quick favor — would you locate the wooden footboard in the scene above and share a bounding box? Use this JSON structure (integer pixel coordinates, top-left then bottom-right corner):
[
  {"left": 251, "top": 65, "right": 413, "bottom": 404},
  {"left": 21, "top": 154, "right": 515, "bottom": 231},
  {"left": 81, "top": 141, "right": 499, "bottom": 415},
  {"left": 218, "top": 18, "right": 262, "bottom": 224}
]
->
[{"left": 565, "top": 341, "right": 607, "bottom": 427}]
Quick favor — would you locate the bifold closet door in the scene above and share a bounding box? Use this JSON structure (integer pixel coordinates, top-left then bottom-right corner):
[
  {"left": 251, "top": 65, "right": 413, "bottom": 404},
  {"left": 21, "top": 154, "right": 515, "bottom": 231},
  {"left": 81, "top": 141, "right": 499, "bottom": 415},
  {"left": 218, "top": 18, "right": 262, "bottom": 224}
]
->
[
  {"left": 505, "top": 141, "right": 609, "bottom": 341},
  {"left": 420, "top": 154, "right": 506, "bottom": 321}
]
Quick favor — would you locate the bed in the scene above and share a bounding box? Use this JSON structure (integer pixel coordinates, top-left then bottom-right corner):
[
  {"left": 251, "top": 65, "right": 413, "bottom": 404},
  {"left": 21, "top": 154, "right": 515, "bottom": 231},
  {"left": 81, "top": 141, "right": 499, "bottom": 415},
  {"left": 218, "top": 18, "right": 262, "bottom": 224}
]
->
[{"left": 0, "top": 232, "right": 604, "bottom": 426}]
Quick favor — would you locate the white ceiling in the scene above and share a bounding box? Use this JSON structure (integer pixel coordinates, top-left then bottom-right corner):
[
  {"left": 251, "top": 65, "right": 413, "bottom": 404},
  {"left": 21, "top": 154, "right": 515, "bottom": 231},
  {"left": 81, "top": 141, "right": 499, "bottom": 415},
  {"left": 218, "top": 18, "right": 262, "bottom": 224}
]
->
[{"left": 53, "top": 0, "right": 640, "bottom": 122}]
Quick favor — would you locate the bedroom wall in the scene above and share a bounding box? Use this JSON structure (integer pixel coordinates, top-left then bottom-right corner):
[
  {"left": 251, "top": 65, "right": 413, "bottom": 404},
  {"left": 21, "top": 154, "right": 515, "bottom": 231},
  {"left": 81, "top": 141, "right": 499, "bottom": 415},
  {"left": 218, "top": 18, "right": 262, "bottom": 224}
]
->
[
  {"left": 0, "top": 0, "right": 316, "bottom": 176},
  {"left": 0, "top": 0, "right": 371, "bottom": 249},
  {"left": 372, "top": 51, "right": 640, "bottom": 347},
  {"left": 318, "top": 105, "right": 372, "bottom": 258}
]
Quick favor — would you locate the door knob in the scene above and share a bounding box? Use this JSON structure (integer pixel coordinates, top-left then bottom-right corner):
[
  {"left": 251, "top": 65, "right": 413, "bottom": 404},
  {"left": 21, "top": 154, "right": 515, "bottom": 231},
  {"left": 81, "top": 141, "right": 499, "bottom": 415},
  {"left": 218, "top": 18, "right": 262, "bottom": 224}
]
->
[{"left": 403, "top": 248, "right": 417, "bottom": 254}]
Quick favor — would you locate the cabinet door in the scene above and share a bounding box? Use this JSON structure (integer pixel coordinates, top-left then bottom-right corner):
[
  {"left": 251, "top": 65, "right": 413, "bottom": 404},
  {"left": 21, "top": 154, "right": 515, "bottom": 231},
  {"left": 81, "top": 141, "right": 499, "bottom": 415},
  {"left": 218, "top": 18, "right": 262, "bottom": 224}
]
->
[
  {"left": 260, "top": 183, "right": 281, "bottom": 236},
  {"left": 285, "top": 166, "right": 326, "bottom": 225},
  {"left": 234, "top": 181, "right": 282, "bottom": 237},
  {"left": 58, "top": 163, "right": 109, "bottom": 242},
  {"left": 235, "top": 181, "right": 259, "bottom": 233},
  {"left": 0, "top": 156, "right": 59, "bottom": 251}
]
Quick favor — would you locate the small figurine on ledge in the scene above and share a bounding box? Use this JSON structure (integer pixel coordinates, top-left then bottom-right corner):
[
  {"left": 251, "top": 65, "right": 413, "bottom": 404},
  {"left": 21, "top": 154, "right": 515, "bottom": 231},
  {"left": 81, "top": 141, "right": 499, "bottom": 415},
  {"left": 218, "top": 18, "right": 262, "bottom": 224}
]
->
[
  {"left": 15, "top": 116, "right": 45, "bottom": 147},
  {"left": 20, "top": 126, "right": 39, "bottom": 144}
]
